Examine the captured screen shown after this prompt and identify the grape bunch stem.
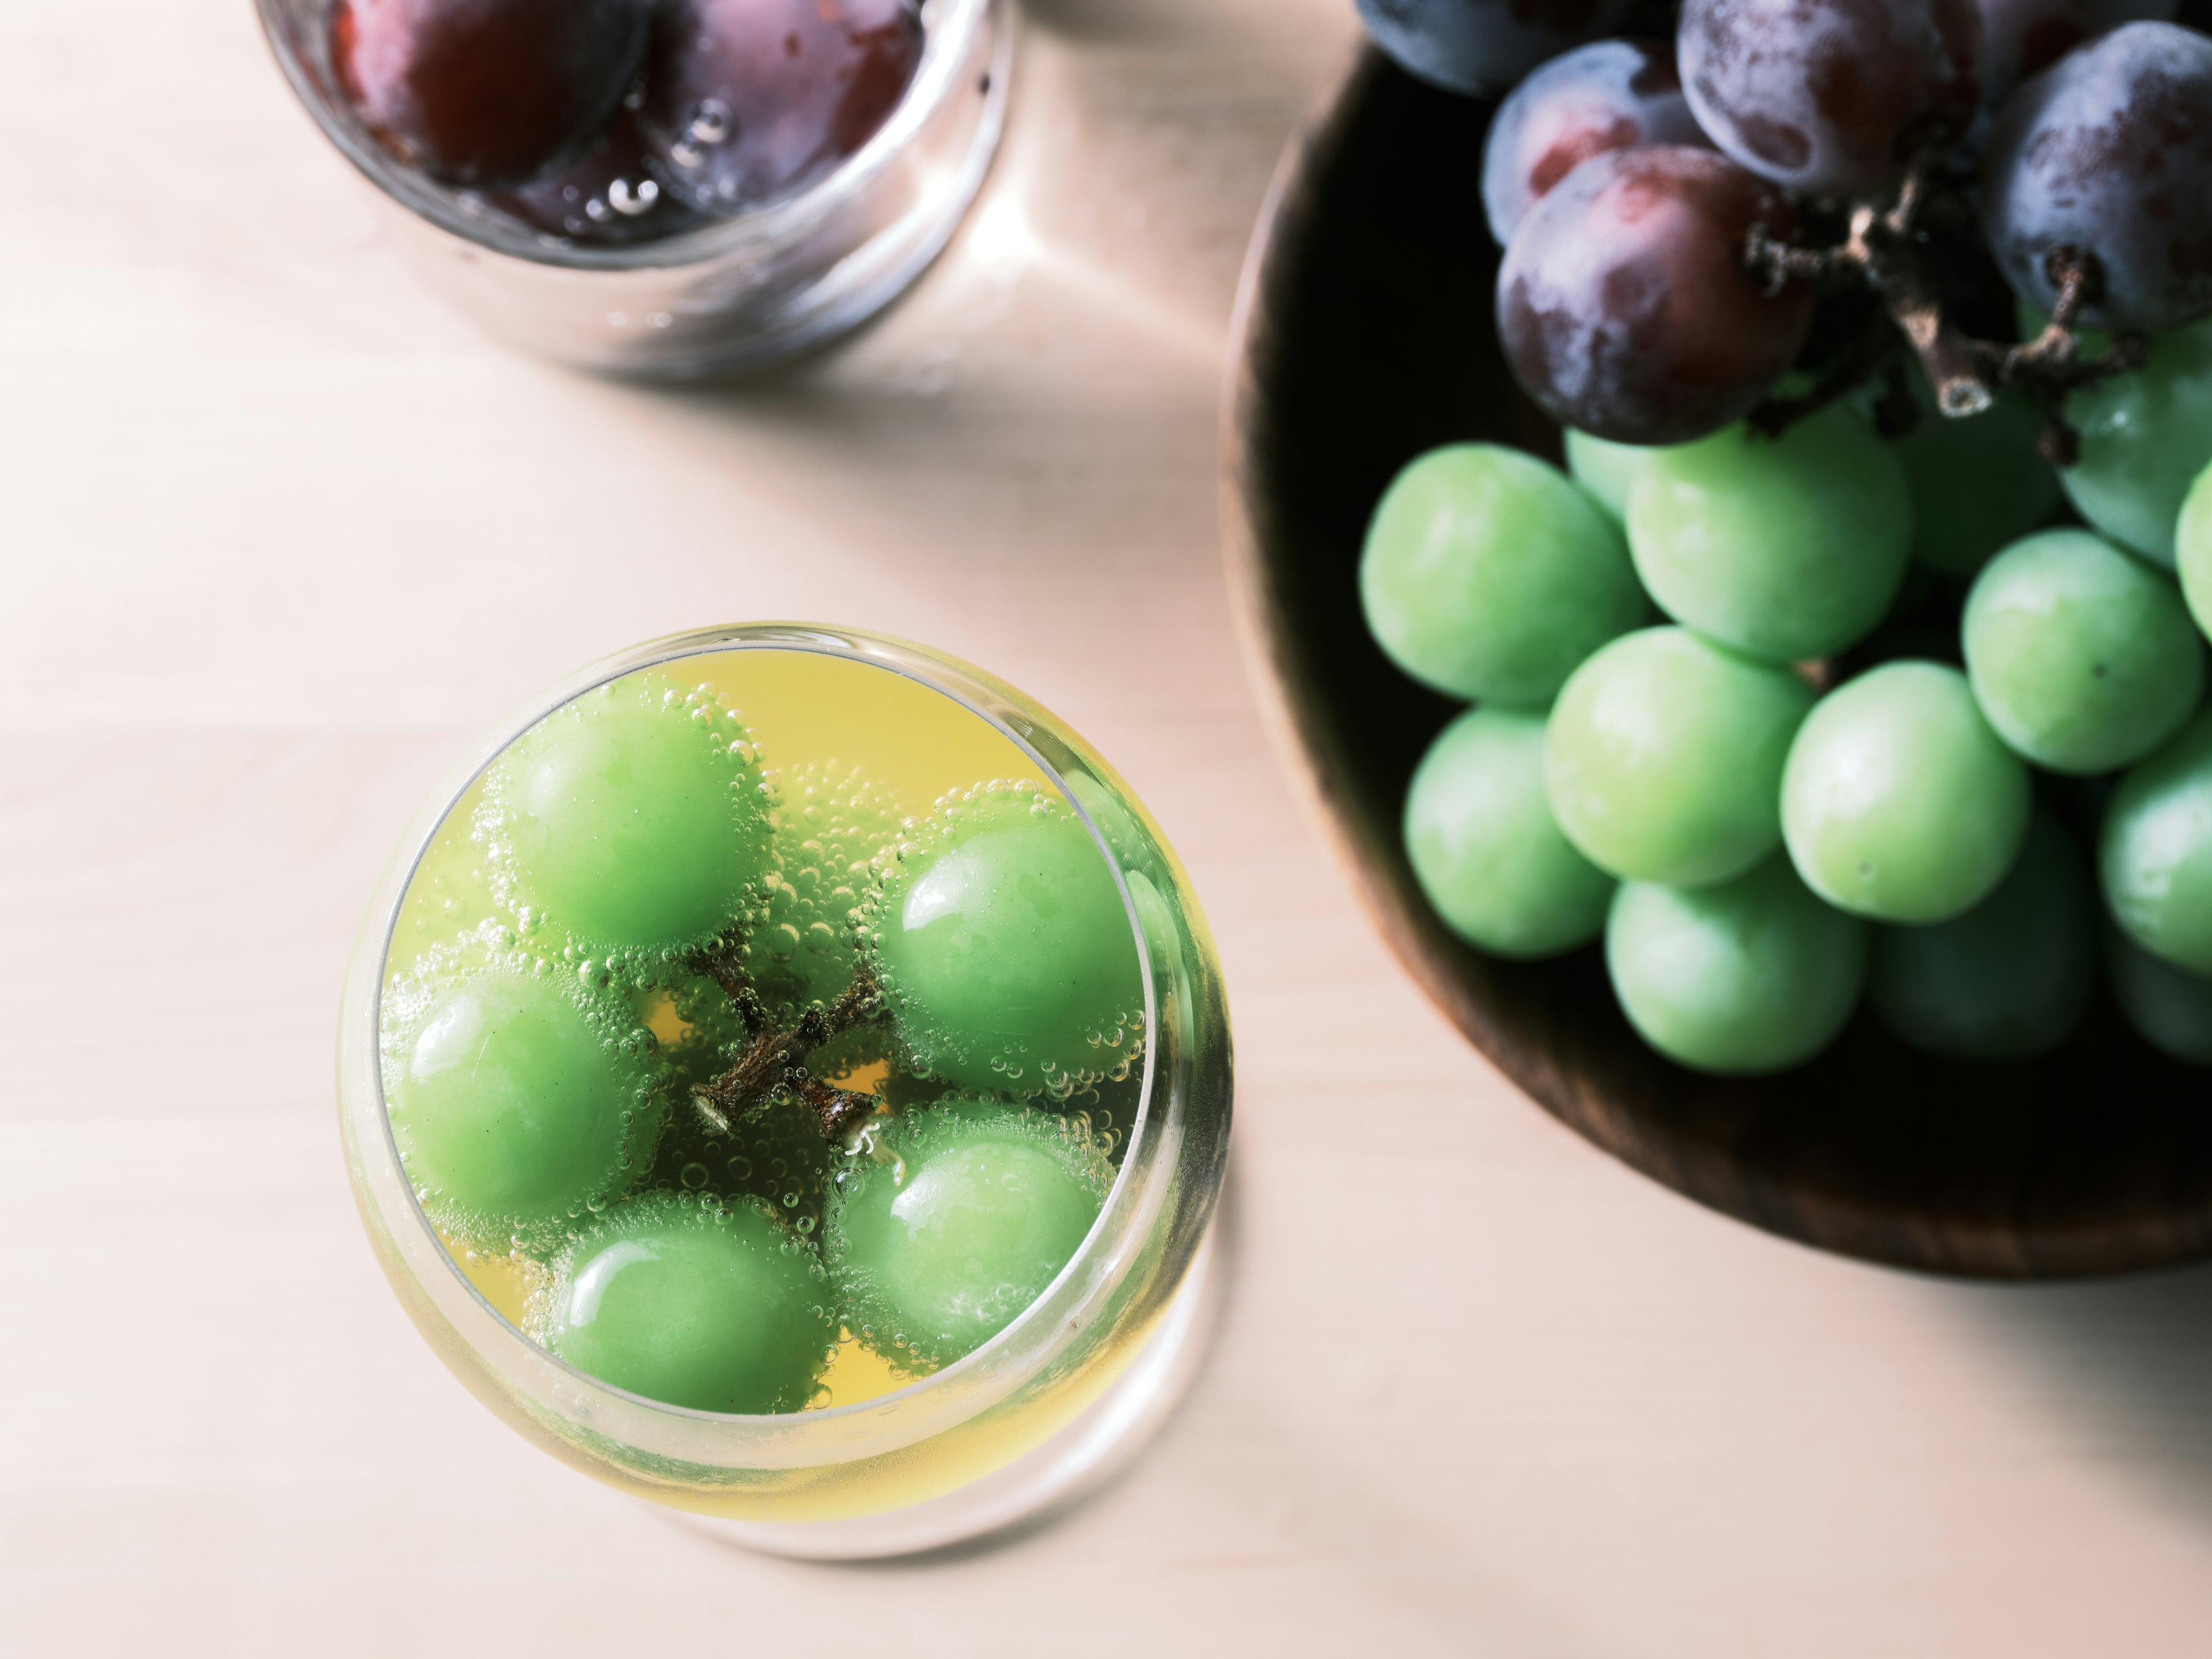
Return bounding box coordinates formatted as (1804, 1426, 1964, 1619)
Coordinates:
(1745, 162, 2148, 465)
(685, 953, 887, 1144)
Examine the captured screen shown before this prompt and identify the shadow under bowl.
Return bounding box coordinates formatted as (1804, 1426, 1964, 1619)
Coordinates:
(1222, 46, 2212, 1280)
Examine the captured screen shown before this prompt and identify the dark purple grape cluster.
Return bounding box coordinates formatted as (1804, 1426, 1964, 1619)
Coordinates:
(1358, 0, 2212, 445)
(331, 0, 924, 249)
(1498, 146, 1815, 442)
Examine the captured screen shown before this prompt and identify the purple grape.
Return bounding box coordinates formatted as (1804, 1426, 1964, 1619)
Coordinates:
(1497, 145, 1816, 444)
(639, 0, 924, 214)
(1480, 40, 1710, 245)
(494, 105, 706, 247)
(1355, 0, 1637, 96)
(1981, 22, 2212, 333)
(329, 0, 647, 190)
(1680, 0, 1984, 197)
(1976, 0, 2177, 104)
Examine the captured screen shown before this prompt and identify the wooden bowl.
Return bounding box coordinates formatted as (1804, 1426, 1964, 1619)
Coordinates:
(1222, 46, 2212, 1279)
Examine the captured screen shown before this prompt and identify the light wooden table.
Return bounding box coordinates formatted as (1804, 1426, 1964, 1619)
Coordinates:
(7, 2, 2212, 1653)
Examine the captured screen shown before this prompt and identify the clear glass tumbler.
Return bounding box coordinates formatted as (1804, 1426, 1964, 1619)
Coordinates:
(255, 0, 1009, 376)
(337, 625, 1233, 1558)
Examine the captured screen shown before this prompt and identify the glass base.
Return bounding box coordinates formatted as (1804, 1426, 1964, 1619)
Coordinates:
(665, 1222, 1221, 1560)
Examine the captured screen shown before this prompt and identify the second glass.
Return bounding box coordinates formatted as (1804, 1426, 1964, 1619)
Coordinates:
(256, 0, 1009, 376)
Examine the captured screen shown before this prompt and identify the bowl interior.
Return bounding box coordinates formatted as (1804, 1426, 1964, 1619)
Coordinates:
(1226, 47, 2212, 1279)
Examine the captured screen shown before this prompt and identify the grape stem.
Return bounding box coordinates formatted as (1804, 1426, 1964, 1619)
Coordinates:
(685, 954, 887, 1143)
(1744, 166, 2147, 463)
(1746, 166, 1993, 421)
(1981, 247, 2152, 466)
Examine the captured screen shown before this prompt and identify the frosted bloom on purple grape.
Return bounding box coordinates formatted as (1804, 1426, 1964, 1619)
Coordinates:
(1356, 0, 1637, 96)
(1980, 21, 2212, 334)
(1680, 0, 1983, 196)
(1495, 146, 1813, 446)
(1481, 40, 1711, 245)
(1974, 0, 2175, 105)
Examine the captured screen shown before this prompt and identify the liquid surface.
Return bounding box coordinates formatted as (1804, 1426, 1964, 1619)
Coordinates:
(384, 646, 1146, 1414)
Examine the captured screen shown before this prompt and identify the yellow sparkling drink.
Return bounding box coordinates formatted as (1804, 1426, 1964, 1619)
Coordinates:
(342, 628, 1230, 1528)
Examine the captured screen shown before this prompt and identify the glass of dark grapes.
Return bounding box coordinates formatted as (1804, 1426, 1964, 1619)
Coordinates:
(256, 0, 1007, 376)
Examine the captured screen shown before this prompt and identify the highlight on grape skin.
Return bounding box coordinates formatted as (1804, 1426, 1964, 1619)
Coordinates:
(1781, 661, 2031, 926)
(1479, 39, 1710, 246)
(873, 785, 1146, 1096)
(1404, 708, 1617, 959)
(1496, 146, 1814, 446)
(2054, 313, 2212, 567)
(638, 0, 926, 214)
(331, 0, 648, 189)
(1678, 0, 1984, 198)
(1358, 442, 1646, 705)
(1961, 528, 2205, 775)
(324, 0, 927, 249)
(476, 674, 773, 956)
(1980, 22, 2212, 336)
(1605, 854, 1869, 1075)
(378, 656, 1153, 1414)
(1624, 407, 1912, 663)
(2100, 709, 2212, 977)
(1543, 626, 1815, 889)
(825, 1097, 1112, 1369)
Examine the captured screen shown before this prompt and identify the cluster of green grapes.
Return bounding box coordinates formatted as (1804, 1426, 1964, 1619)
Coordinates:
(379, 669, 1146, 1413)
(1365, 315, 2212, 1074)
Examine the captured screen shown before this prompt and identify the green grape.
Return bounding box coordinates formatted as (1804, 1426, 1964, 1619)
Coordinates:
(825, 1097, 1111, 1368)
(383, 964, 661, 1245)
(2100, 709, 2212, 974)
(1404, 709, 1614, 957)
(1891, 380, 2060, 579)
(1625, 406, 1911, 662)
(1565, 427, 1653, 525)
(1866, 813, 2094, 1060)
(541, 1195, 834, 1413)
(2177, 460, 2212, 642)
(745, 760, 904, 1017)
(2107, 923, 2212, 1067)
(2054, 312, 2212, 567)
(1605, 854, 1867, 1075)
(1782, 662, 2030, 923)
(1543, 626, 1816, 887)
(1963, 529, 2204, 774)
(1359, 442, 1646, 706)
(873, 784, 1142, 1093)
(482, 673, 772, 953)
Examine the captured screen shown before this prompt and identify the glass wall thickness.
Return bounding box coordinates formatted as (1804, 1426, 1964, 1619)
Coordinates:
(337, 625, 1232, 1522)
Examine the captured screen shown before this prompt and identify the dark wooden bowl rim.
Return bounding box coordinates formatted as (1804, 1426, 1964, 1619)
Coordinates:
(1221, 46, 2212, 1280)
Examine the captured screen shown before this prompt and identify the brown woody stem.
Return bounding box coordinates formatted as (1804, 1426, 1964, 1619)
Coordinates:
(685, 955, 887, 1141)
(1744, 175, 2152, 460)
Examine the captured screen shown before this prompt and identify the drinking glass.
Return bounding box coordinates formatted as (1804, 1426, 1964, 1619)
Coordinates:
(337, 624, 1232, 1558)
(255, 0, 1009, 376)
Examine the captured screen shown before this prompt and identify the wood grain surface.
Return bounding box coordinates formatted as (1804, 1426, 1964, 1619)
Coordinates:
(7, 3, 2212, 1655)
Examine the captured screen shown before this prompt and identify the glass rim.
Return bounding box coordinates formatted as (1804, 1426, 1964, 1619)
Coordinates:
(362, 622, 1165, 1429)
(253, 0, 995, 274)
